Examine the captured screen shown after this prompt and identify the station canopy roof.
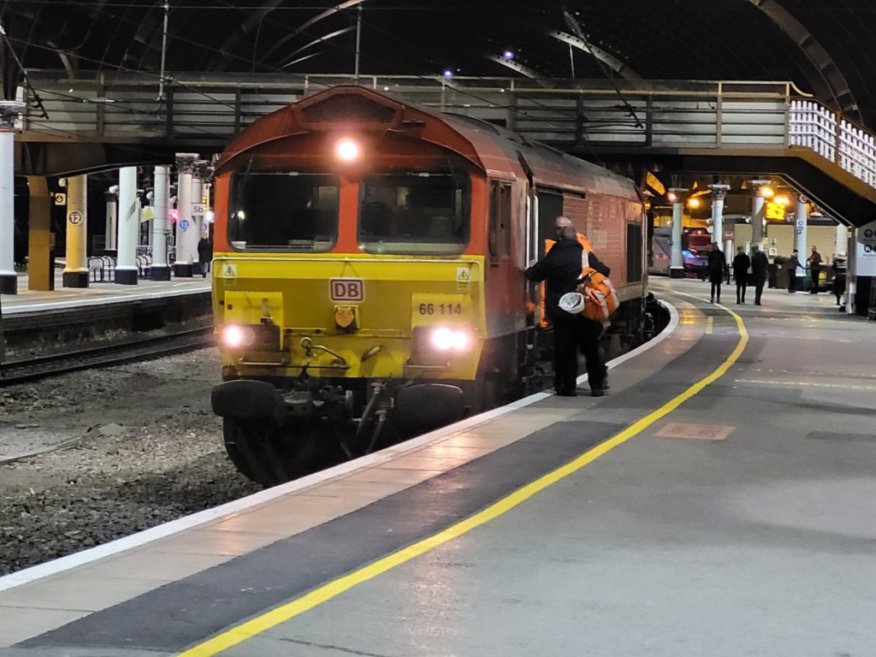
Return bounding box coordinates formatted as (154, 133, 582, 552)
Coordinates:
(1, 0, 875, 126)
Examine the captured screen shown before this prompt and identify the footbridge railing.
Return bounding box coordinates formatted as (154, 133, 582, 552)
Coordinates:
(14, 72, 876, 193)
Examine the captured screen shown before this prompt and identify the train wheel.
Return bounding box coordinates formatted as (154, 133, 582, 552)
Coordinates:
(474, 375, 510, 413)
(223, 418, 328, 487)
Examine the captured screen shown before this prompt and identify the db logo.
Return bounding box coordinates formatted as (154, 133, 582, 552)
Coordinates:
(330, 278, 364, 302)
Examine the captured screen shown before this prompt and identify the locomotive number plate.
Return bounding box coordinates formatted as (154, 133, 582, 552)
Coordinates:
(410, 293, 472, 328)
(330, 278, 364, 302)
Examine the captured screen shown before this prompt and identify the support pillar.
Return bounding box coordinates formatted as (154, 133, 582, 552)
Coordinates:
(750, 187, 766, 248)
(104, 190, 117, 252)
(710, 184, 730, 264)
(190, 172, 204, 273)
(794, 195, 808, 281)
(835, 223, 849, 258)
(150, 165, 171, 281)
(62, 175, 89, 288)
(173, 153, 198, 278)
(115, 167, 139, 285)
(670, 190, 685, 278)
(0, 101, 24, 295)
(26, 176, 54, 291)
(847, 229, 857, 315)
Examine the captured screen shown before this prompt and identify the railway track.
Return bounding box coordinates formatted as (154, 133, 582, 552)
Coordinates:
(0, 328, 214, 385)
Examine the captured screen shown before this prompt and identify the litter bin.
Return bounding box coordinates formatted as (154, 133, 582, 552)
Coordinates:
(773, 257, 788, 289)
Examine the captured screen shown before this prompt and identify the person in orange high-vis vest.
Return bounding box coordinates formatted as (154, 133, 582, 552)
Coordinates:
(537, 232, 593, 328)
(525, 216, 609, 397)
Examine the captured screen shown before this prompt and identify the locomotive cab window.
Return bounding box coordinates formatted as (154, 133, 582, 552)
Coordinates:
(358, 171, 470, 254)
(228, 172, 339, 251)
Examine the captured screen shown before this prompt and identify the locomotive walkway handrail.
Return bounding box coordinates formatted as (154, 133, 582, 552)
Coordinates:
(13, 71, 876, 197)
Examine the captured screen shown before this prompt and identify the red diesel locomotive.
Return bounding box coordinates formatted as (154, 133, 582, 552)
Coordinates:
(209, 85, 648, 484)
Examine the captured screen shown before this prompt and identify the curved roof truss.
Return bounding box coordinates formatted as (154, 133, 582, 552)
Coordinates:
(747, 0, 859, 119)
(547, 30, 641, 81)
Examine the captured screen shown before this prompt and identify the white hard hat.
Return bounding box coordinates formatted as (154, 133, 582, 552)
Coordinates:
(558, 292, 585, 314)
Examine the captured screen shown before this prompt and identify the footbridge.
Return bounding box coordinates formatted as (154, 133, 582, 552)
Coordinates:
(14, 72, 876, 228)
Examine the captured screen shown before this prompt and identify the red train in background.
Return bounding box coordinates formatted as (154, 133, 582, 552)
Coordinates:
(209, 85, 650, 485)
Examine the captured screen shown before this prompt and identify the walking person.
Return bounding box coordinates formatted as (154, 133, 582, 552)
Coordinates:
(786, 249, 801, 293)
(732, 246, 750, 304)
(807, 245, 822, 293)
(526, 216, 610, 397)
(197, 234, 213, 277)
(706, 242, 727, 303)
(750, 244, 769, 305)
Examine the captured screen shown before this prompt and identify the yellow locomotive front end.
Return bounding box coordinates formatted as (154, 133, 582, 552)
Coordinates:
(213, 255, 485, 385)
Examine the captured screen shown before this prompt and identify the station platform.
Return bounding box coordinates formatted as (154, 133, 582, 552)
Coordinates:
(1, 278, 874, 656)
(0, 272, 211, 316)
(0, 273, 212, 364)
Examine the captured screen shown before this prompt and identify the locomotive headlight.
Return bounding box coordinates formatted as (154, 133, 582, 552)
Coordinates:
(221, 324, 256, 350)
(335, 137, 361, 163)
(429, 327, 470, 352)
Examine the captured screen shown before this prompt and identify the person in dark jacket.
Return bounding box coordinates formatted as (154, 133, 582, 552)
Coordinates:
(732, 246, 750, 304)
(706, 243, 727, 303)
(807, 246, 822, 293)
(750, 244, 769, 305)
(526, 216, 609, 398)
(197, 235, 213, 277)
(831, 258, 847, 307)
(786, 249, 801, 292)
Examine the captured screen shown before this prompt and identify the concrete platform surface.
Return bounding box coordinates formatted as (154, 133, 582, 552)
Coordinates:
(0, 278, 873, 657)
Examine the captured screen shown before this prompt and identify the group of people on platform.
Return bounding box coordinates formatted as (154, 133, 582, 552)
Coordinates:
(706, 242, 845, 306)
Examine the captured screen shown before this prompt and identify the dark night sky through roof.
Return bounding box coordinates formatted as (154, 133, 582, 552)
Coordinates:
(2, 1, 876, 125)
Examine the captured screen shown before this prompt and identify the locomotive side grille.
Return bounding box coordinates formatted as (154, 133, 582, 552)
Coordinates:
(300, 95, 396, 126)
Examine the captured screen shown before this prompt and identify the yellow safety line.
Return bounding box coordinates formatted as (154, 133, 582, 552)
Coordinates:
(178, 302, 749, 657)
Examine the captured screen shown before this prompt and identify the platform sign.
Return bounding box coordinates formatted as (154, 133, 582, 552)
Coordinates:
(192, 204, 205, 218)
(67, 211, 83, 225)
(855, 242, 876, 277)
(795, 217, 806, 236)
(857, 220, 876, 247)
(765, 201, 786, 221)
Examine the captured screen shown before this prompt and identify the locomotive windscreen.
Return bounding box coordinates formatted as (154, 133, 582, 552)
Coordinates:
(228, 172, 339, 251)
(358, 172, 470, 254)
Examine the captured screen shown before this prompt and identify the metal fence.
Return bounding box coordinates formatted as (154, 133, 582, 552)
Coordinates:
(87, 254, 153, 282)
